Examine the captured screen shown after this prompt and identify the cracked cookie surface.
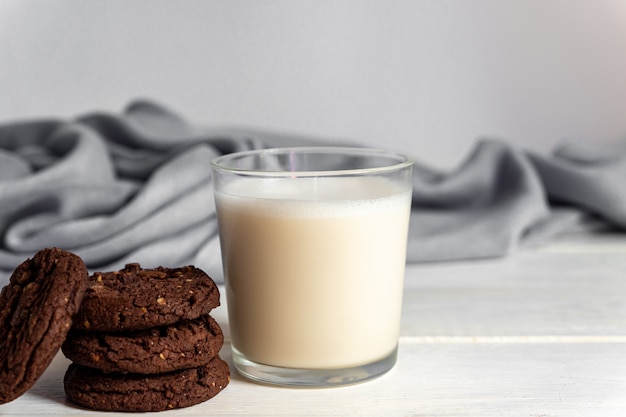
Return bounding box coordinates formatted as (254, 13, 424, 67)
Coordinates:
(62, 314, 224, 374)
(64, 356, 230, 412)
(73, 263, 220, 332)
(0, 248, 88, 404)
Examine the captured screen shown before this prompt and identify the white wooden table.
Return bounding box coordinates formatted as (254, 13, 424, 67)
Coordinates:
(3, 232, 626, 416)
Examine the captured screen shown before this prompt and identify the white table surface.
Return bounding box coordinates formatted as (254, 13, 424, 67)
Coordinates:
(2, 232, 626, 416)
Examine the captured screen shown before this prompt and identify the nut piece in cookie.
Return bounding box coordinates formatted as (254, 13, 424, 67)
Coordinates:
(0, 248, 88, 404)
(74, 263, 221, 332)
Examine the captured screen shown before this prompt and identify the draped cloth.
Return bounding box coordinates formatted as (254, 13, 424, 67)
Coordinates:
(0, 100, 623, 285)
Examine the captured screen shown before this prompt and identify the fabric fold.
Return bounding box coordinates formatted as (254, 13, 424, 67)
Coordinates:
(528, 140, 626, 229)
(0, 99, 624, 285)
(407, 140, 551, 262)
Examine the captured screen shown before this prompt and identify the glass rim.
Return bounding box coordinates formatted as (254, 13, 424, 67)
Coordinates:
(210, 146, 413, 178)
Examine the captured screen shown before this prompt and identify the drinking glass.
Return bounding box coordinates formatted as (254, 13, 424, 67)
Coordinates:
(211, 147, 413, 387)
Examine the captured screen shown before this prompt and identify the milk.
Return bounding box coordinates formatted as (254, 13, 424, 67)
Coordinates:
(215, 176, 411, 369)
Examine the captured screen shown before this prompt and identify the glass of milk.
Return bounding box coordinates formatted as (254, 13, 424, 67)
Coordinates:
(211, 147, 413, 387)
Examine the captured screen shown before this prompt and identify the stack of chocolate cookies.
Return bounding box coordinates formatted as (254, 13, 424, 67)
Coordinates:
(62, 263, 229, 412)
(0, 248, 229, 412)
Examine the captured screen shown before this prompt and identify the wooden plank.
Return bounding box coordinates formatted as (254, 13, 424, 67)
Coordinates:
(3, 342, 625, 417)
(401, 250, 626, 338)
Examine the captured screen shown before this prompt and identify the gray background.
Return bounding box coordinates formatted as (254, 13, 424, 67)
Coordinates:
(1, 0, 625, 168)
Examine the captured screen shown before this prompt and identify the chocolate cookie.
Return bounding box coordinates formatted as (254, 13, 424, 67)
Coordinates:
(62, 315, 224, 374)
(0, 248, 88, 404)
(73, 263, 220, 332)
(64, 356, 230, 412)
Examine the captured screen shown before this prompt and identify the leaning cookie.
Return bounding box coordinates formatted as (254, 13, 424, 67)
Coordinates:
(64, 357, 230, 412)
(0, 248, 88, 404)
(73, 263, 220, 332)
(62, 315, 224, 374)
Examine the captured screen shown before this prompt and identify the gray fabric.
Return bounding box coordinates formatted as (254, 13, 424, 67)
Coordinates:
(0, 99, 622, 285)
